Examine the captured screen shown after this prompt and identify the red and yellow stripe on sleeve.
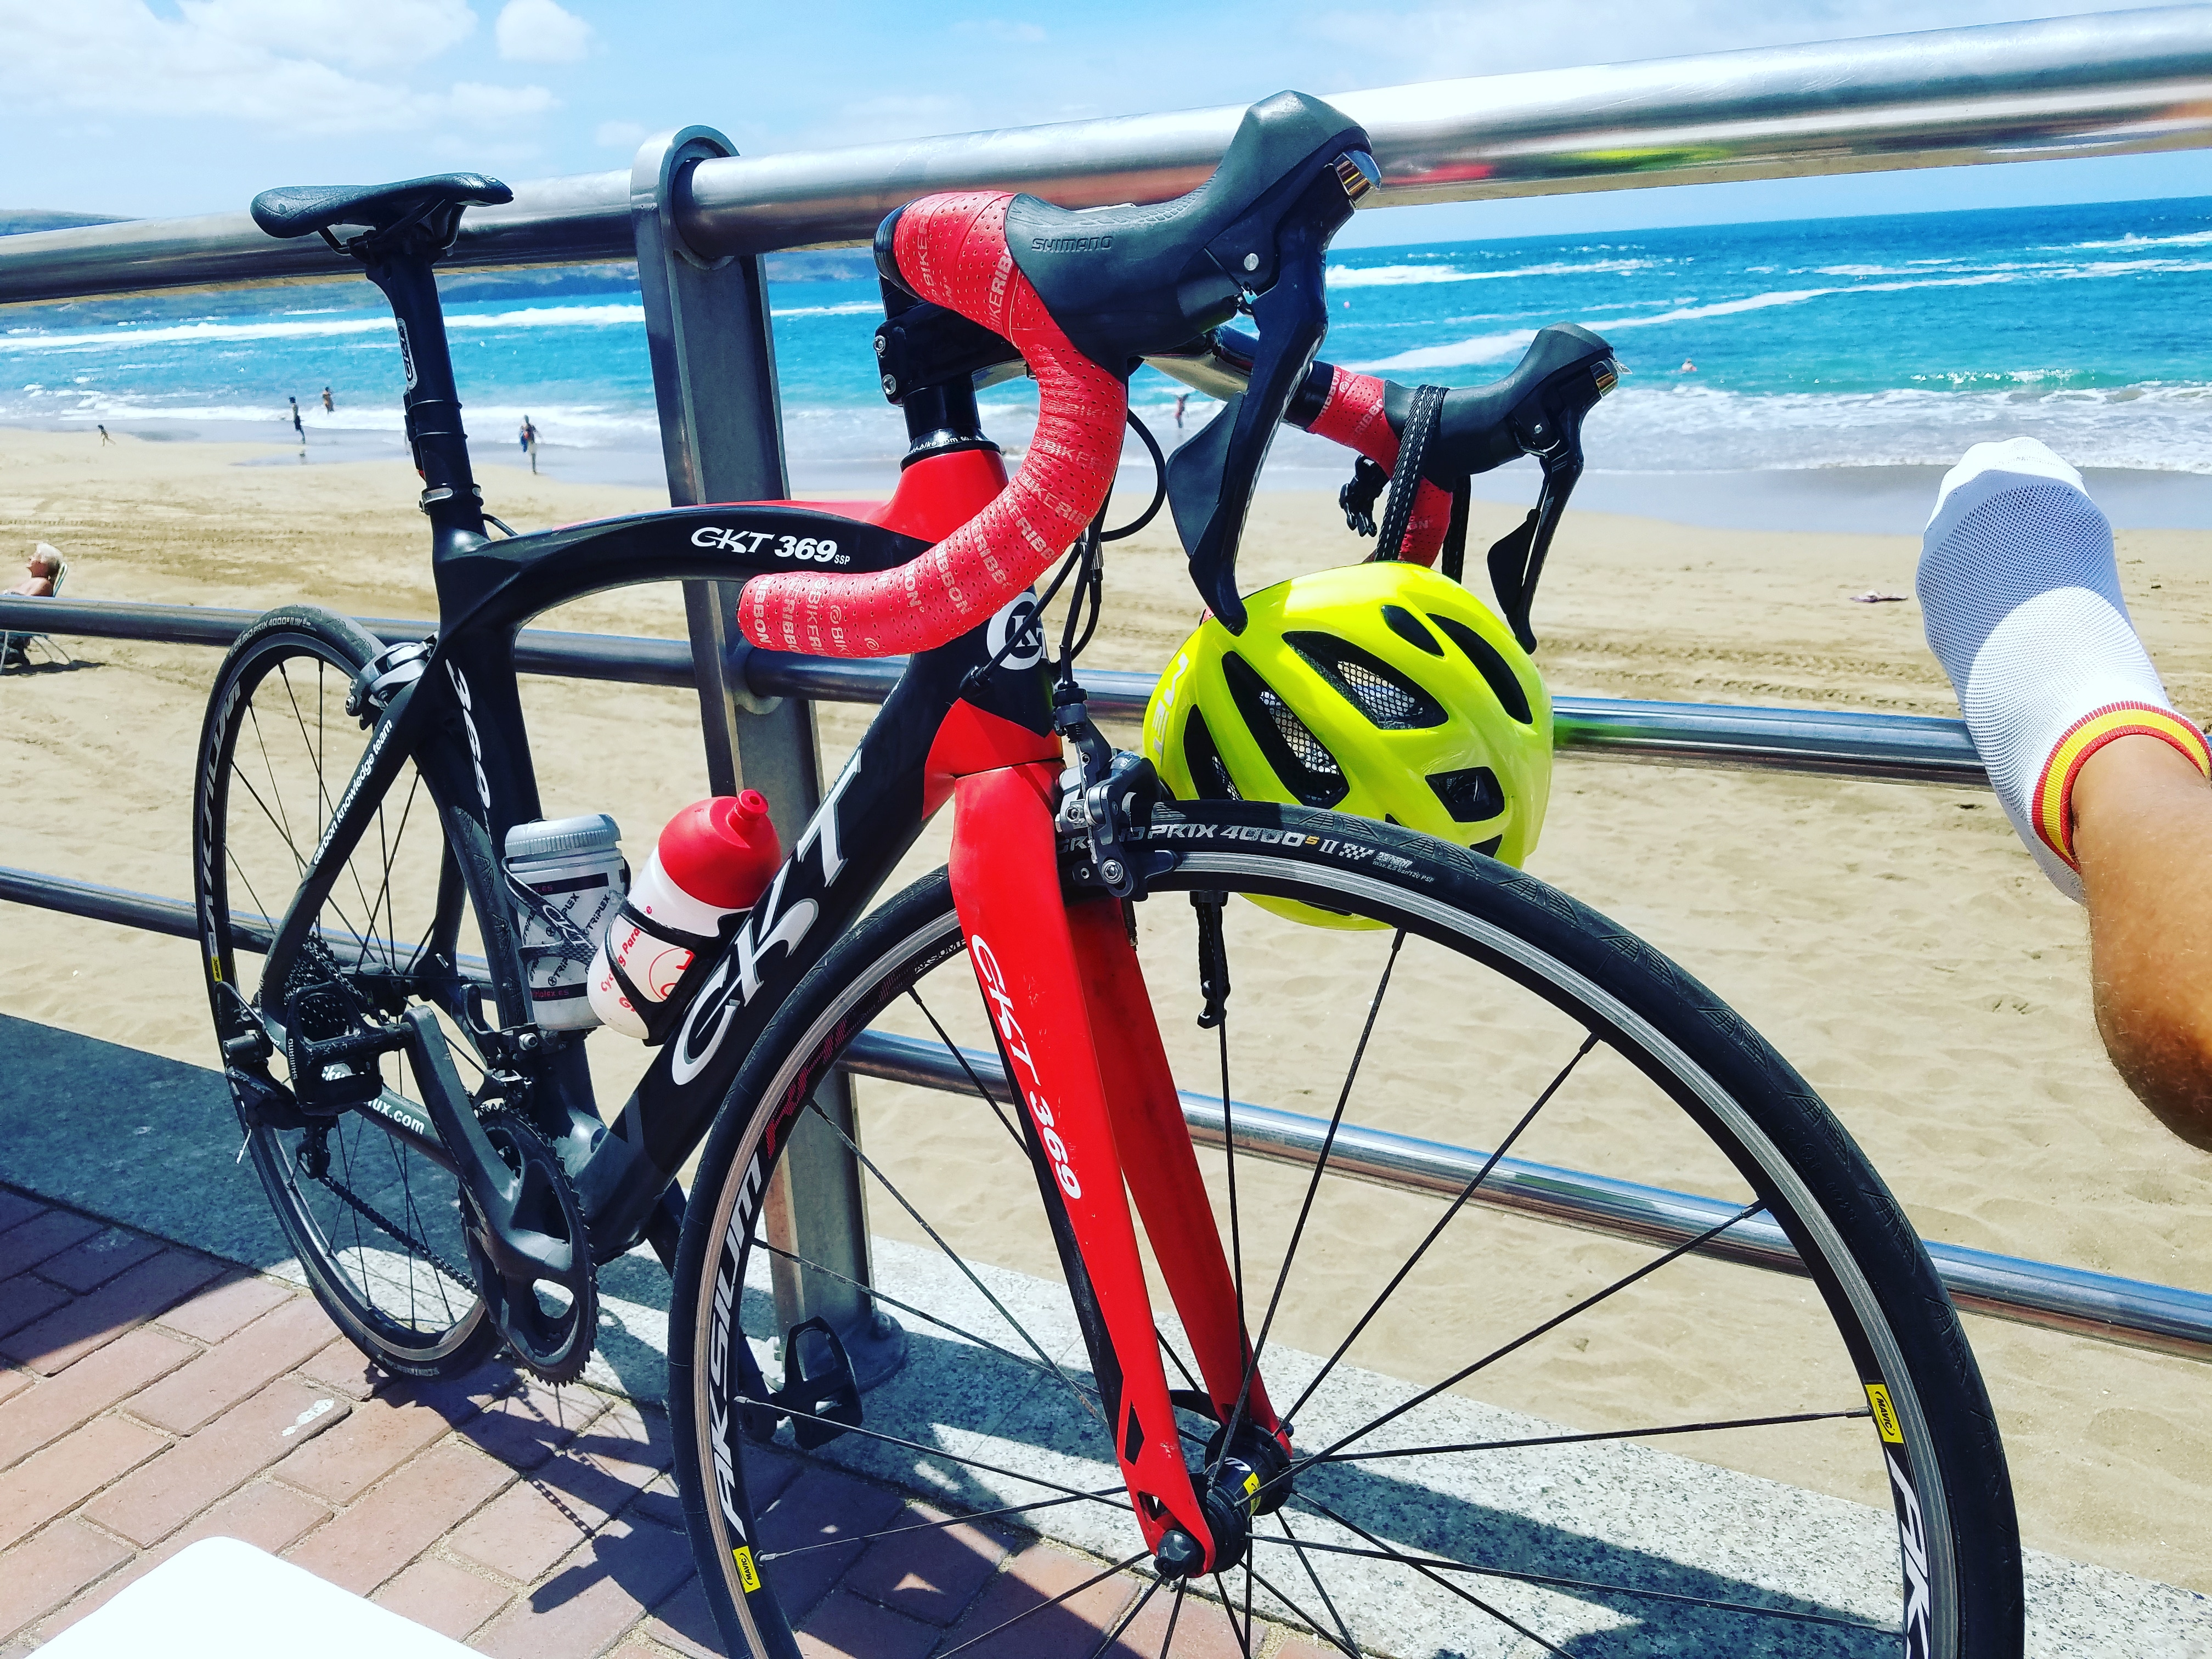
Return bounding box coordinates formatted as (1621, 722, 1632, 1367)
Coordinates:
(2034, 702, 2212, 867)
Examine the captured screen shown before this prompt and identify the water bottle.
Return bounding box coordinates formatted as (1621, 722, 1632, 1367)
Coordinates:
(588, 791, 782, 1040)
(503, 814, 627, 1031)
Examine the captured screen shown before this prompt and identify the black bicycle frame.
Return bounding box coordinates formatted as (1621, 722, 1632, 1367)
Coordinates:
(259, 246, 1055, 1260)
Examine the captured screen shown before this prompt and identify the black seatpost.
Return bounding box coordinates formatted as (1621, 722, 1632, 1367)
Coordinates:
(354, 228, 487, 558)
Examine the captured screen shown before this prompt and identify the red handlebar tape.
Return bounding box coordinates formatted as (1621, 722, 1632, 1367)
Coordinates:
(737, 193, 1128, 658)
(1305, 367, 1450, 568)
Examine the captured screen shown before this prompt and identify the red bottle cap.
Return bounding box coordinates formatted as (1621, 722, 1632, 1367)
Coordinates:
(656, 790, 782, 910)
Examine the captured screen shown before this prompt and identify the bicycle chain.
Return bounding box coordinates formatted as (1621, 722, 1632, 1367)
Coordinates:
(313, 1165, 478, 1295)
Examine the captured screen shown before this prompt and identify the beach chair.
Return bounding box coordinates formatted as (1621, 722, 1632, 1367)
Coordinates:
(0, 554, 72, 673)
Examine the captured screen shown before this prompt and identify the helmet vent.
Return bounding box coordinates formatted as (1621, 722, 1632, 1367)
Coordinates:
(1426, 613, 1533, 726)
(1184, 708, 1242, 802)
(1285, 633, 1445, 731)
(1427, 765, 1505, 823)
(1381, 605, 1444, 657)
(1222, 652, 1348, 809)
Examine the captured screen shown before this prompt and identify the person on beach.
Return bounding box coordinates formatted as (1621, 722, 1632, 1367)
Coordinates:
(97, 424, 113, 446)
(321, 386, 334, 413)
(1175, 392, 1189, 430)
(5, 544, 62, 598)
(1919, 436, 2212, 1149)
(520, 415, 539, 473)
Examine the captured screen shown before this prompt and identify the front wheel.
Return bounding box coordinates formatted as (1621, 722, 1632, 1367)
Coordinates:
(670, 799, 2021, 1657)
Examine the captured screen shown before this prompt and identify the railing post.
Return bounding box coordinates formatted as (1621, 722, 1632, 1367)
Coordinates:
(630, 128, 904, 1386)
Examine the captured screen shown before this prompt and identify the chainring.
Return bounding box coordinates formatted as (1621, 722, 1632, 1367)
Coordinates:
(464, 1110, 600, 1386)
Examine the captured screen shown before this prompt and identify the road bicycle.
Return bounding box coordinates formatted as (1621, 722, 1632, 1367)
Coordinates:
(193, 91, 2021, 1657)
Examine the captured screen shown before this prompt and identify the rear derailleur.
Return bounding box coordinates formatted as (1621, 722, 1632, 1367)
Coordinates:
(227, 948, 599, 1384)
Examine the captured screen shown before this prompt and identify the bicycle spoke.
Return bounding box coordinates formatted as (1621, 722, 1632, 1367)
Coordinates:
(1285, 1031, 1599, 1424)
(736, 1392, 1131, 1514)
(1211, 1572, 1251, 1659)
(907, 988, 1028, 1153)
(1296, 1199, 1767, 1473)
(1305, 1406, 1874, 1468)
(1158, 1580, 1187, 1653)
(244, 701, 303, 870)
(1280, 1493, 1573, 1659)
(1086, 1570, 1161, 1658)
(1243, 1560, 1357, 1659)
(1275, 1506, 1356, 1657)
(933, 1551, 1150, 1658)
(756, 1239, 1101, 1408)
(800, 1098, 1104, 1435)
(759, 1487, 1121, 1562)
(1252, 1522, 1894, 1635)
(1214, 929, 1405, 1480)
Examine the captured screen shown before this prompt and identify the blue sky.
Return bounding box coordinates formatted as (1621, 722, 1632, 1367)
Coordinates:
(1, 0, 2203, 244)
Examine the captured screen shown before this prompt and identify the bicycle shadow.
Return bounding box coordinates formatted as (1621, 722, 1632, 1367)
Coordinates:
(737, 1281, 1900, 1657)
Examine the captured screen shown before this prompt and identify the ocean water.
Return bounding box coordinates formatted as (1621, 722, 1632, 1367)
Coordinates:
(4, 195, 2210, 487)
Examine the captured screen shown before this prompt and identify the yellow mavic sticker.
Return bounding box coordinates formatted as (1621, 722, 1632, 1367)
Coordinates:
(211, 958, 223, 983)
(733, 1545, 761, 1592)
(1865, 1383, 1904, 1444)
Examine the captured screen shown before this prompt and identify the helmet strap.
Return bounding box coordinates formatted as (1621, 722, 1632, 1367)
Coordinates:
(1374, 382, 1448, 562)
(1439, 479, 1471, 585)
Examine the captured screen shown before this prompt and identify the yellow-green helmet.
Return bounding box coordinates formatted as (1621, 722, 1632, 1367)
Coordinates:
(1143, 562, 1551, 928)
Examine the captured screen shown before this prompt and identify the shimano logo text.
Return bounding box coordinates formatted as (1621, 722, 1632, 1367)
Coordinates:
(1030, 235, 1113, 253)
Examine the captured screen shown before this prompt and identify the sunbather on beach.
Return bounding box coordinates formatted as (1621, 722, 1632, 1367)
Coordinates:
(1920, 438, 2212, 1149)
(6, 543, 61, 597)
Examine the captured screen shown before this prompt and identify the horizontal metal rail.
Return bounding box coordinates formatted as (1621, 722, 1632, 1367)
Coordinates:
(4, 8, 2210, 301)
(5, 864, 2200, 1359)
(0, 595, 1988, 785)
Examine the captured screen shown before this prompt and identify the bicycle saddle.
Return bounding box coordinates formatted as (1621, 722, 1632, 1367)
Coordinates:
(250, 173, 512, 241)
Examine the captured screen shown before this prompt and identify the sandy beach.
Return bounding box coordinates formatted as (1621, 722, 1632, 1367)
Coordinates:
(3, 425, 2209, 1593)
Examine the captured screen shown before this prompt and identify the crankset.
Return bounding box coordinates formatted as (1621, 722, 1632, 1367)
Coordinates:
(397, 1008, 600, 1384)
(466, 1109, 599, 1385)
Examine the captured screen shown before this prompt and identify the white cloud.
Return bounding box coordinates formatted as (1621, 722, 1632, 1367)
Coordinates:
(595, 119, 649, 150)
(176, 0, 477, 72)
(495, 0, 595, 64)
(0, 0, 556, 137)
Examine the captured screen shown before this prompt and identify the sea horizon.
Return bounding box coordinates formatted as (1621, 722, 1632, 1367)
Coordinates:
(6, 191, 2211, 531)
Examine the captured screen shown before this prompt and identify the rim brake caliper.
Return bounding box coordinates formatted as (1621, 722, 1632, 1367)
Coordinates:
(1051, 684, 1164, 901)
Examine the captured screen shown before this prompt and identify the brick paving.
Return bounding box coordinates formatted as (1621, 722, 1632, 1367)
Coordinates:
(0, 1186, 1325, 1656)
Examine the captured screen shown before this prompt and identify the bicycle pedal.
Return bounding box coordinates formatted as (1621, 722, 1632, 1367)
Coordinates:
(749, 1317, 864, 1451)
(284, 982, 392, 1111)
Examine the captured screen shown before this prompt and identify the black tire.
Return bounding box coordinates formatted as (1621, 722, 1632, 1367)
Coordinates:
(193, 605, 499, 1379)
(670, 799, 2021, 1658)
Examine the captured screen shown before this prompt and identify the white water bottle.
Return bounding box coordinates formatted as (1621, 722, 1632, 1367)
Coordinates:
(504, 814, 627, 1031)
(588, 791, 782, 1040)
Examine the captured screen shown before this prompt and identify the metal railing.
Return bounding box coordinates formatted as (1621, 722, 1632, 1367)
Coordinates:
(4, 8, 2205, 1366)
(0, 596, 1990, 786)
(7, 861, 2207, 1361)
(4, 8, 2211, 301)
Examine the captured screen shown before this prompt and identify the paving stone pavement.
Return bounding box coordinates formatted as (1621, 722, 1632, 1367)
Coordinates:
(0, 1186, 1326, 1657)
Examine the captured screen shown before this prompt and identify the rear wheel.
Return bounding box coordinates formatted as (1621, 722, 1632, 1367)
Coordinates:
(670, 800, 2022, 1658)
(193, 606, 501, 1379)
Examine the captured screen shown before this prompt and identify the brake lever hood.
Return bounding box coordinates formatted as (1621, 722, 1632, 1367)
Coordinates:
(1169, 161, 1367, 632)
